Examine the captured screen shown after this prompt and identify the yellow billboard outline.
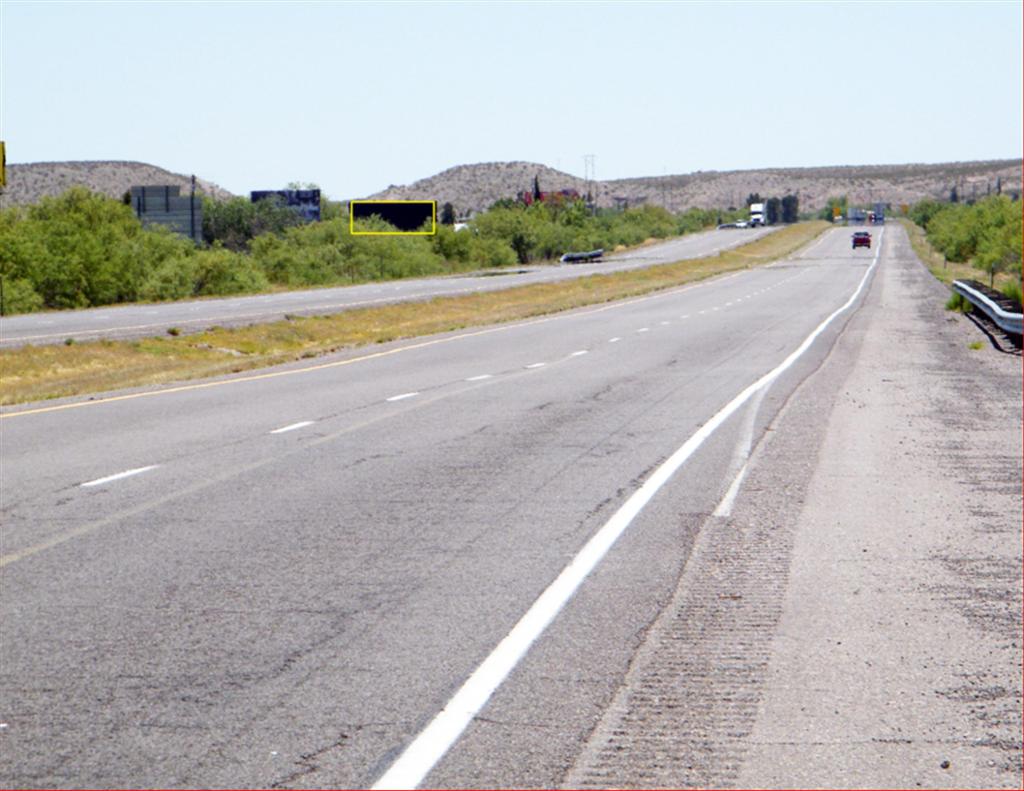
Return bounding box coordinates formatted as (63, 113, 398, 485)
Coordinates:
(349, 199, 436, 236)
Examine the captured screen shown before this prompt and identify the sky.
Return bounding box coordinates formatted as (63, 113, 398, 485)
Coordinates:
(2, 0, 1021, 200)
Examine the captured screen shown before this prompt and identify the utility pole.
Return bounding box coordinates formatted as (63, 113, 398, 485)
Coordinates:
(583, 154, 596, 213)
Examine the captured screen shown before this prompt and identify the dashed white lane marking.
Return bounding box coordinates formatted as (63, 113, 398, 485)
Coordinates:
(81, 465, 159, 488)
(386, 392, 420, 402)
(525, 363, 546, 369)
(637, 328, 650, 333)
(370, 228, 884, 791)
(270, 421, 315, 434)
(609, 337, 621, 343)
(465, 374, 493, 382)
(569, 350, 588, 357)
(659, 321, 670, 326)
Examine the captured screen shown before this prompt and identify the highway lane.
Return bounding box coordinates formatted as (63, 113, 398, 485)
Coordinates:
(1, 225, 870, 788)
(0, 225, 776, 348)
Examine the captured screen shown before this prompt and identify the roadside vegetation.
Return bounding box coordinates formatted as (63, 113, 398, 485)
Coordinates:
(903, 194, 1021, 300)
(0, 187, 751, 316)
(0, 221, 828, 405)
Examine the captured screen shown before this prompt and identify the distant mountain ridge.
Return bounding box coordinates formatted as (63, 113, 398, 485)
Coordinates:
(370, 158, 1023, 216)
(1, 161, 234, 207)
(3, 157, 1019, 216)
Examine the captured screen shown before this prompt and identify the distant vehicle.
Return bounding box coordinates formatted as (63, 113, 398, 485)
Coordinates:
(749, 202, 765, 227)
(735, 220, 749, 229)
(717, 222, 737, 229)
(852, 231, 871, 249)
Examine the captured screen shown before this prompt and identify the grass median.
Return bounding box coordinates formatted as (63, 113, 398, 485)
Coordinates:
(1, 221, 829, 406)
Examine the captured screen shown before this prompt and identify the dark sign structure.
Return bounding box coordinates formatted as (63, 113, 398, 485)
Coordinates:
(251, 189, 321, 222)
(131, 185, 202, 244)
(349, 200, 436, 235)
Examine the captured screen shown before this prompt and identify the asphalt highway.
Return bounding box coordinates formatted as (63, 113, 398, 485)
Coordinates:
(2, 225, 1018, 788)
(0, 225, 776, 348)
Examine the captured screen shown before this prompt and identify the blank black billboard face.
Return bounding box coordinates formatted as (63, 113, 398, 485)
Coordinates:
(349, 200, 436, 234)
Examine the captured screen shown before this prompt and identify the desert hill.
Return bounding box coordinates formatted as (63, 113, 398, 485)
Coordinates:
(3, 158, 1019, 216)
(1, 161, 234, 207)
(370, 159, 1022, 216)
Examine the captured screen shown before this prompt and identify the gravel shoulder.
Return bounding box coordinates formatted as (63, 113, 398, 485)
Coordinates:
(565, 224, 1022, 788)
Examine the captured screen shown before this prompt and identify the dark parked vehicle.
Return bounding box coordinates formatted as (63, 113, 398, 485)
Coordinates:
(852, 231, 872, 249)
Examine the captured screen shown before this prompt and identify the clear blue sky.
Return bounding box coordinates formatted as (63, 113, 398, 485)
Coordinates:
(2, 1, 1021, 200)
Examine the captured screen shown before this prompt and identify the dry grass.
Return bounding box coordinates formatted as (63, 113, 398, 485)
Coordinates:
(0, 222, 829, 405)
(898, 218, 1017, 290)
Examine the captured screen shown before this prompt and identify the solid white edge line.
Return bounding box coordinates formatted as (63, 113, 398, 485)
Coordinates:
(270, 420, 315, 434)
(386, 392, 420, 402)
(371, 230, 884, 790)
(81, 465, 159, 488)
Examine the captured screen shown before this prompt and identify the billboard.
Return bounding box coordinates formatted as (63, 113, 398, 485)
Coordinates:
(131, 185, 202, 244)
(349, 200, 436, 235)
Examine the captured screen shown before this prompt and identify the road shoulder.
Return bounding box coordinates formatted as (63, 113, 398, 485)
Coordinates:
(565, 225, 1022, 788)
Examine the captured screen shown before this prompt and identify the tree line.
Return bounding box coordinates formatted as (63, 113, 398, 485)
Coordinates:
(0, 188, 743, 314)
(743, 193, 800, 224)
(909, 194, 1021, 290)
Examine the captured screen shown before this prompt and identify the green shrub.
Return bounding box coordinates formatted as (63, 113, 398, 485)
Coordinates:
(193, 247, 269, 295)
(202, 195, 303, 251)
(1000, 278, 1022, 305)
(946, 292, 971, 313)
(0, 277, 44, 314)
(911, 195, 1021, 283)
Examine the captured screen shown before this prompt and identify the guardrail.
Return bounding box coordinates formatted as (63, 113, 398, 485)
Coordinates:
(952, 279, 1023, 336)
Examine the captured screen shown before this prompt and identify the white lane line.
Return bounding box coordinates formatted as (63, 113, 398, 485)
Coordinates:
(370, 228, 884, 791)
(637, 327, 650, 333)
(680, 314, 690, 319)
(569, 350, 588, 357)
(608, 337, 621, 343)
(81, 465, 158, 488)
(659, 321, 670, 326)
(270, 420, 315, 434)
(386, 392, 420, 402)
(465, 374, 493, 382)
(525, 363, 546, 369)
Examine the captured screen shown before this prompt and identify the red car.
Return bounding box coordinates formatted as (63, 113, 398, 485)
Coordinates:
(852, 231, 872, 249)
